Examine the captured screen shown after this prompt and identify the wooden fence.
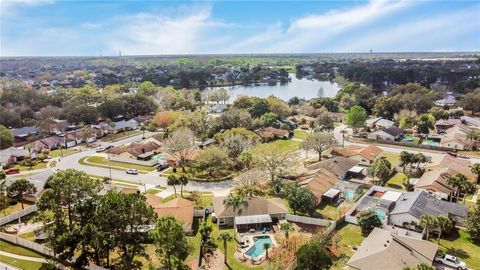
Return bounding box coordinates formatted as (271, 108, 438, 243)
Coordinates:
(286, 214, 332, 226)
(0, 205, 37, 226)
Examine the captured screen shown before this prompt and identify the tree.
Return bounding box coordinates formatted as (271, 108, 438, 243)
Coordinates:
(178, 174, 189, 198)
(470, 163, 480, 183)
(167, 175, 180, 197)
(217, 232, 233, 265)
(266, 96, 291, 117)
(151, 111, 181, 130)
(164, 127, 195, 172)
(415, 114, 434, 134)
(419, 215, 437, 241)
(465, 202, 480, 242)
(459, 89, 480, 115)
(263, 242, 271, 260)
(400, 151, 414, 173)
(95, 191, 157, 269)
(151, 216, 190, 270)
(314, 111, 334, 131)
(280, 222, 293, 241)
(137, 81, 157, 96)
(232, 183, 264, 199)
(300, 132, 335, 161)
(357, 210, 382, 235)
(81, 127, 94, 147)
(219, 131, 257, 159)
(0, 194, 9, 216)
(282, 182, 316, 215)
(445, 173, 469, 202)
(223, 193, 248, 228)
(296, 239, 332, 270)
(253, 143, 297, 181)
(195, 146, 231, 178)
(7, 179, 36, 209)
(345, 105, 367, 133)
(367, 157, 392, 185)
(198, 221, 217, 261)
(435, 216, 453, 243)
(0, 124, 13, 149)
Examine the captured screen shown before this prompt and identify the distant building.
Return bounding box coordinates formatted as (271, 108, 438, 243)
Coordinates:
(331, 145, 383, 166)
(434, 95, 457, 106)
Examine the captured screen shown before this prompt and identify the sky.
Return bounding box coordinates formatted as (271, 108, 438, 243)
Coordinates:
(0, 0, 479, 56)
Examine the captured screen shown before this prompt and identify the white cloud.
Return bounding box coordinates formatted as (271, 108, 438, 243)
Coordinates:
(1, 0, 53, 15)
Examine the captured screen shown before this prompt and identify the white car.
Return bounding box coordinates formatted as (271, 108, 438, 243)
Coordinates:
(126, 169, 138, 175)
(95, 146, 106, 152)
(434, 253, 468, 270)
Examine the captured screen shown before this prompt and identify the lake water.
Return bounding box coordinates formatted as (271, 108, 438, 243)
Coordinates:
(207, 74, 341, 102)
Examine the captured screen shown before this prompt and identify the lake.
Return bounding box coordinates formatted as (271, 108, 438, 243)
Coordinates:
(206, 74, 341, 102)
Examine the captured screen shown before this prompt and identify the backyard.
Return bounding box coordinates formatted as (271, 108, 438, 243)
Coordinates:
(435, 229, 480, 270)
(385, 172, 407, 190)
(330, 223, 365, 270)
(378, 151, 400, 166)
(0, 201, 34, 217)
(0, 240, 48, 270)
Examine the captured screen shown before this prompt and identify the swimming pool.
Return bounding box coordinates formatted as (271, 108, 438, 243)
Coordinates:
(153, 153, 168, 162)
(245, 235, 273, 258)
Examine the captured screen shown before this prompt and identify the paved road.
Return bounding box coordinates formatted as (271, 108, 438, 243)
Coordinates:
(55, 131, 233, 193)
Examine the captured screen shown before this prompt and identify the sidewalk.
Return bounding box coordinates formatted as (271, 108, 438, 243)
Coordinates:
(0, 250, 49, 263)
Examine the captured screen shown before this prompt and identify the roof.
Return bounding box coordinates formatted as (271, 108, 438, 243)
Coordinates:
(289, 114, 315, 123)
(107, 141, 161, 157)
(113, 119, 138, 130)
(235, 214, 272, 225)
(254, 127, 289, 139)
(425, 154, 476, 182)
(366, 117, 381, 126)
(435, 118, 462, 127)
(306, 156, 359, 178)
(213, 196, 288, 218)
(6, 169, 54, 196)
(0, 147, 30, 163)
(390, 190, 468, 219)
(298, 168, 339, 202)
(323, 188, 341, 198)
(333, 180, 363, 192)
(381, 127, 404, 137)
(347, 228, 438, 270)
(460, 116, 480, 127)
(375, 119, 395, 128)
(380, 191, 403, 202)
(145, 195, 194, 229)
(12, 126, 38, 137)
(349, 166, 364, 174)
(332, 145, 382, 161)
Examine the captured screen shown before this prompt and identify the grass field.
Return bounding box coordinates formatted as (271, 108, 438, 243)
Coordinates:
(293, 129, 309, 140)
(0, 202, 34, 217)
(314, 202, 345, 220)
(385, 172, 407, 190)
(435, 229, 480, 270)
(49, 148, 78, 157)
(378, 151, 400, 166)
(12, 161, 47, 171)
(262, 139, 301, 152)
(0, 255, 47, 270)
(330, 223, 365, 270)
(79, 156, 156, 172)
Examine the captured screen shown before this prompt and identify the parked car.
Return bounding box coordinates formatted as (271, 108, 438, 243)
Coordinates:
(105, 145, 114, 149)
(446, 151, 458, 157)
(126, 169, 138, 175)
(95, 146, 106, 152)
(434, 253, 467, 270)
(156, 163, 169, 171)
(5, 168, 20, 175)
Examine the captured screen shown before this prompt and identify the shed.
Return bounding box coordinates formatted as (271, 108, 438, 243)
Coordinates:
(323, 188, 341, 203)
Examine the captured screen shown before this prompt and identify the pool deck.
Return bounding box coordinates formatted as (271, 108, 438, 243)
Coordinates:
(239, 233, 277, 261)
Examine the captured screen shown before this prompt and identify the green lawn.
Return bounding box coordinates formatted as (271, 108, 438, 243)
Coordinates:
(79, 156, 156, 172)
(385, 172, 407, 190)
(262, 139, 301, 152)
(0, 240, 44, 258)
(314, 202, 346, 220)
(0, 202, 34, 217)
(378, 151, 400, 166)
(49, 148, 78, 158)
(436, 229, 480, 270)
(330, 223, 365, 270)
(0, 255, 47, 270)
(101, 130, 142, 142)
(293, 129, 309, 140)
(12, 161, 47, 171)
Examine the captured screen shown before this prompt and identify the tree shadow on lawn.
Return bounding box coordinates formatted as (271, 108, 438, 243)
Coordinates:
(439, 230, 470, 260)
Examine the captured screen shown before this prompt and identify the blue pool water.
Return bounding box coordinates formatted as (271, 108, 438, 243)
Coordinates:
(153, 153, 167, 162)
(245, 236, 273, 258)
(375, 209, 386, 221)
(402, 137, 414, 142)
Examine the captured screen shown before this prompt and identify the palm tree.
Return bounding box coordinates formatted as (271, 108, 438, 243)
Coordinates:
(445, 174, 465, 202)
(217, 232, 233, 265)
(167, 175, 179, 197)
(140, 125, 146, 139)
(400, 151, 412, 173)
(263, 242, 271, 260)
(340, 129, 348, 148)
(460, 180, 475, 204)
(223, 193, 248, 229)
(470, 163, 480, 184)
(435, 216, 453, 243)
(178, 174, 189, 198)
(280, 222, 293, 242)
(419, 215, 437, 241)
(414, 153, 427, 172)
(233, 183, 263, 199)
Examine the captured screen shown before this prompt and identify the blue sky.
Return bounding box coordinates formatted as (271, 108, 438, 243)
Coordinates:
(1, 0, 479, 56)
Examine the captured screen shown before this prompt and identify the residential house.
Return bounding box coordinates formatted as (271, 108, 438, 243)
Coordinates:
(434, 94, 456, 107)
(347, 227, 438, 270)
(439, 123, 476, 150)
(254, 127, 290, 142)
(12, 126, 39, 142)
(145, 195, 194, 233)
(389, 190, 468, 228)
(305, 156, 360, 180)
(27, 136, 64, 155)
(113, 119, 138, 133)
(298, 168, 339, 204)
(460, 115, 480, 128)
(0, 147, 30, 168)
(332, 180, 363, 201)
(415, 154, 476, 200)
(289, 114, 315, 125)
(107, 141, 161, 166)
(367, 127, 404, 141)
(327, 112, 345, 123)
(434, 119, 462, 133)
(366, 117, 394, 130)
(212, 196, 288, 231)
(6, 169, 55, 197)
(331, 145, 383, 166)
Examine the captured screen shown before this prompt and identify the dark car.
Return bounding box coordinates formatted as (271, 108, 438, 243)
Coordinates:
(105, 145, 114, 149)
(156, 163, 169, 171)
